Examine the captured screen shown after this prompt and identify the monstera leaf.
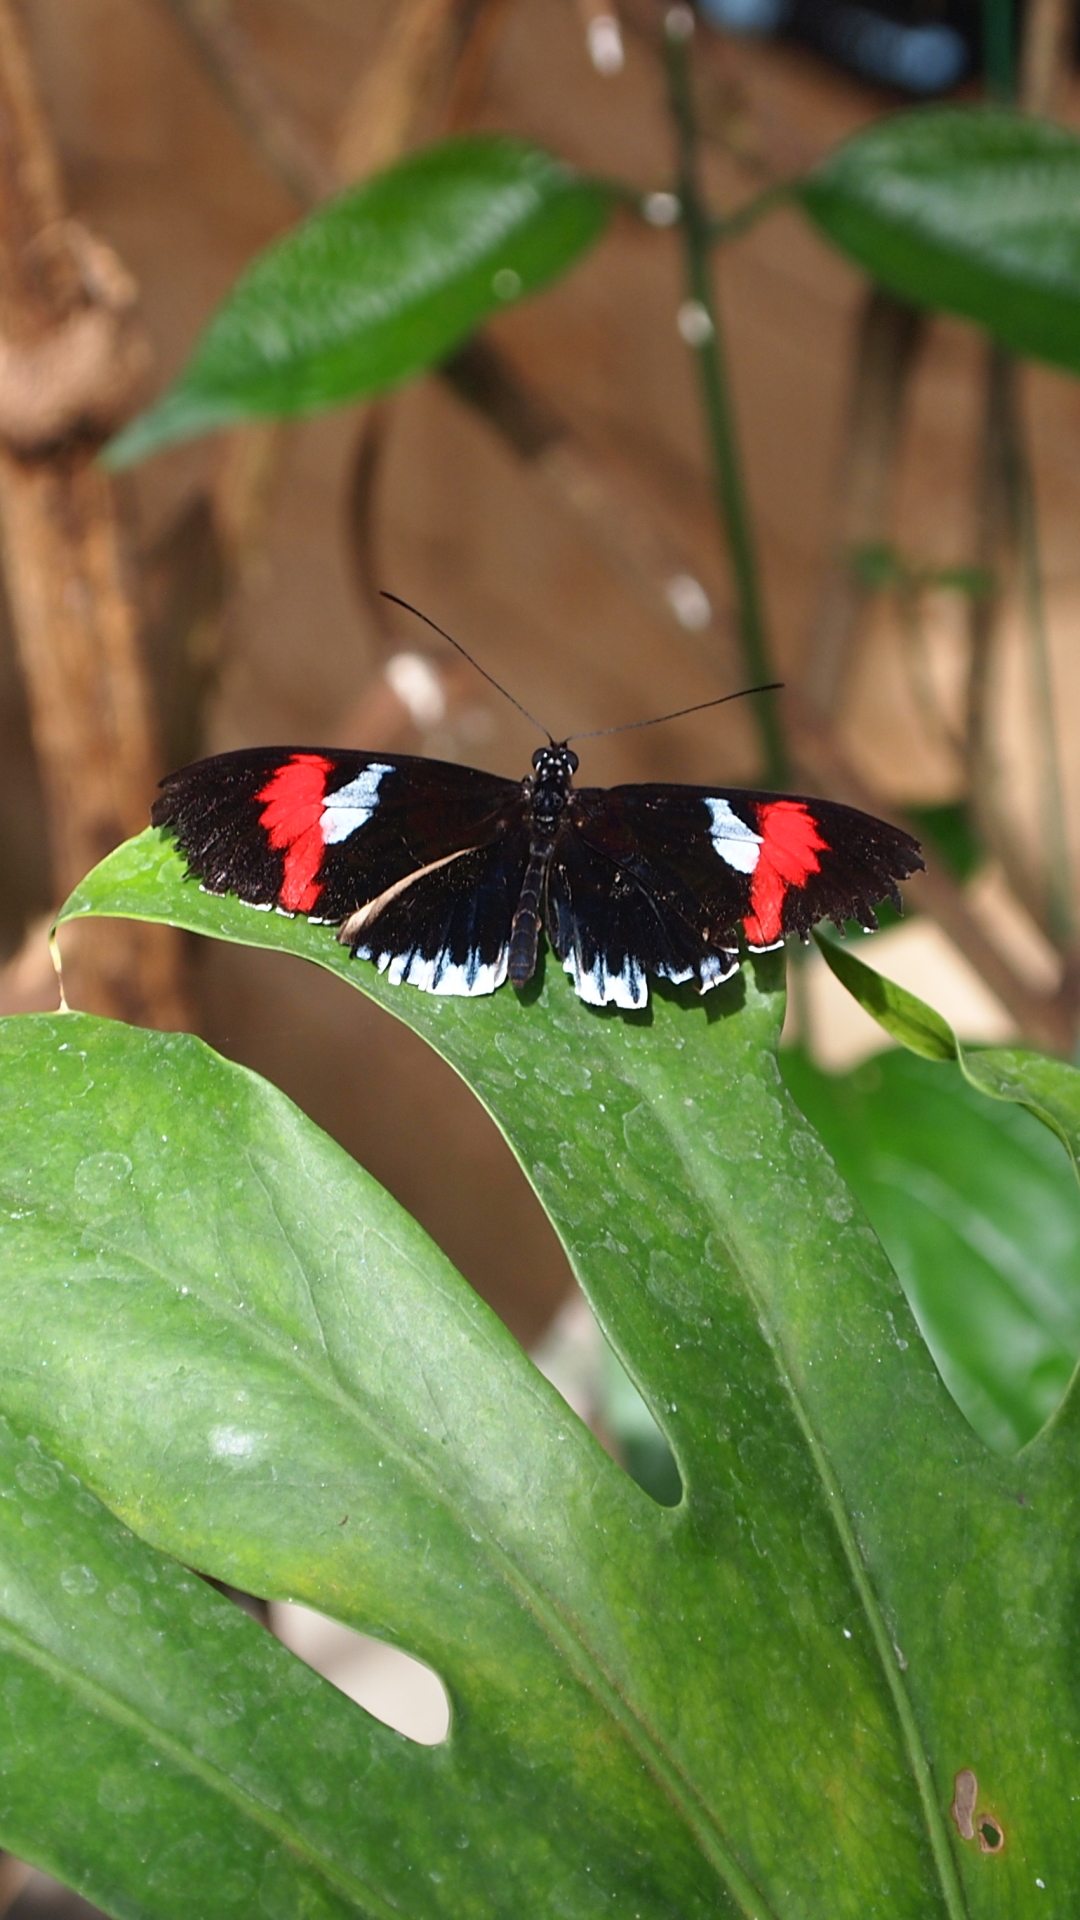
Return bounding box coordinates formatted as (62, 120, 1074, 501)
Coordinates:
(0, 826, 1074, 1915)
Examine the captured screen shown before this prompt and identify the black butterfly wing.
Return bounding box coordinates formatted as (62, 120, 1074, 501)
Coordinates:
(546, 829, 738, 1009)
(153, 747, 530, 994)
(154, 750, 923, 1007)
(553, 783, 923, 1002)
(344, 834, 532, 994)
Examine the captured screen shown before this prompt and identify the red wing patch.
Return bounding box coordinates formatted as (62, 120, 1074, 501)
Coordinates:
(743, 800, 827, 947)
(257, 753, 332, 912)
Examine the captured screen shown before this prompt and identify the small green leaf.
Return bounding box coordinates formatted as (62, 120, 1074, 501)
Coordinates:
(781, 1047, 1080, 1453)
(800, 107, 1080, 375)
(105, 136, 611, 468)
(814, 932, 957, 1060)
(815, 931, 1080, 1181)
(928, 565, 993, 597)
(906, 803, 982, 883)
(850, 540, 906, 589)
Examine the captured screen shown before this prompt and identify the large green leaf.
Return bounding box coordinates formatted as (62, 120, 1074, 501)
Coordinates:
(780, 1047, 1080, 1455)
(104, 137, 611, 468)
(800, 107, 1080, 375)
(4, 825, 1076, 1913)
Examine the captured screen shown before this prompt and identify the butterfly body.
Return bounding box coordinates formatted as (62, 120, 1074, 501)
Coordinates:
(152, 743, 924, 1010)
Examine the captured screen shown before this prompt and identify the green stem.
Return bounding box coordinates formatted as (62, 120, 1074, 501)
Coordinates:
(982, 0, 1016, 100)
(708, 179, 796, 246)
(711, 177, 795, 243)
(663, 9, 787, 787)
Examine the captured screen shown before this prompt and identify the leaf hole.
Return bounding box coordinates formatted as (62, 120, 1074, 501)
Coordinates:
(978, 1817, 1005, 1854)
(532, 1290, 683, 1508)
(270, 1602, 450, 1745)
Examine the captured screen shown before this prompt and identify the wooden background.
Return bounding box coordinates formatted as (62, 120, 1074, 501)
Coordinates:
(1, 0, 1078, 1342)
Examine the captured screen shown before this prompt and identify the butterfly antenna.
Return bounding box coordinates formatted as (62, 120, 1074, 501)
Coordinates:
(381, 592, 553, 742)
(567, 682, 784, 743)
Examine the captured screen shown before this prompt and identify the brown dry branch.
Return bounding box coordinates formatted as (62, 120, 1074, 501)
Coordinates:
(167, 0, 496, 684)
(334, 0, 481, 180)
(963, 347, 1048, 931)
(0, 0, 188, 1026)
(962, 0, 1080, 959)
(156, 0, 335, 204)
(445, 0, 514, 127)
(164, 0, 715, 659)
(1020, 0, 1076, 114)
(802, 287, 925, 717)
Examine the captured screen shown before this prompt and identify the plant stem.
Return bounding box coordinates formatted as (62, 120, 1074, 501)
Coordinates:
(708, 179, 795, 245)
(982, 0, 1016, 99)
(663, 7, 786, 786)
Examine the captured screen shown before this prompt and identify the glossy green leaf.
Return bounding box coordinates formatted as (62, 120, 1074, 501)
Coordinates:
(800, 107, 1080, 375)
(104, 137, 611, 468)
(780, 1047, 1080, 1454)
(5, 825, 1075, 1913)
(815, 931, 957, 1060)
(0, 1414, 440, 1920)
(815, 930, 1080, 1177)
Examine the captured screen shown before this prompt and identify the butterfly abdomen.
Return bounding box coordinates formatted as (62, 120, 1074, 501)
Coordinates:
(507, 750, 577, 986)
(508, 836, 552, 986)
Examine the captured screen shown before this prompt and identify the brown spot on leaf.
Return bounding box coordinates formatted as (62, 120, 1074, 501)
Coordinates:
(951, 1769, 977, 1841)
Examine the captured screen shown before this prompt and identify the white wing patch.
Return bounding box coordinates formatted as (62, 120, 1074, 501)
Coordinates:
(370, 945, 508, 996)
(704, 797, 762, 874)
(699, 950, 740, 991)
(562, 950, 648, 1010)
(321, 763, 395, 844)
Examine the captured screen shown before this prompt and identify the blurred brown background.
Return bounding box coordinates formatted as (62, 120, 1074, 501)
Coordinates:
(1, 0, 1079, 1354)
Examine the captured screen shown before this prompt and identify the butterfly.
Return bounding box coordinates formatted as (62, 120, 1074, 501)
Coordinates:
(151, 739, 923, 1012)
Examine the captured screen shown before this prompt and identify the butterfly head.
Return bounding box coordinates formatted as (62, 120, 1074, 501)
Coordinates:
(532, 744, 579, 782)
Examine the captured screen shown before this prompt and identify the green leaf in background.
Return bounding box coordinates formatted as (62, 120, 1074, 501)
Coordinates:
(104, 136, 611, 469)
(906, 803, 982, 884)
(815, 929, 957, 1061)
(29, 824, 1080, 1912)
(781, 1046, 1080, 1454)
(800, 107, 1080, 376)
(815, 929, 1080, 1177)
